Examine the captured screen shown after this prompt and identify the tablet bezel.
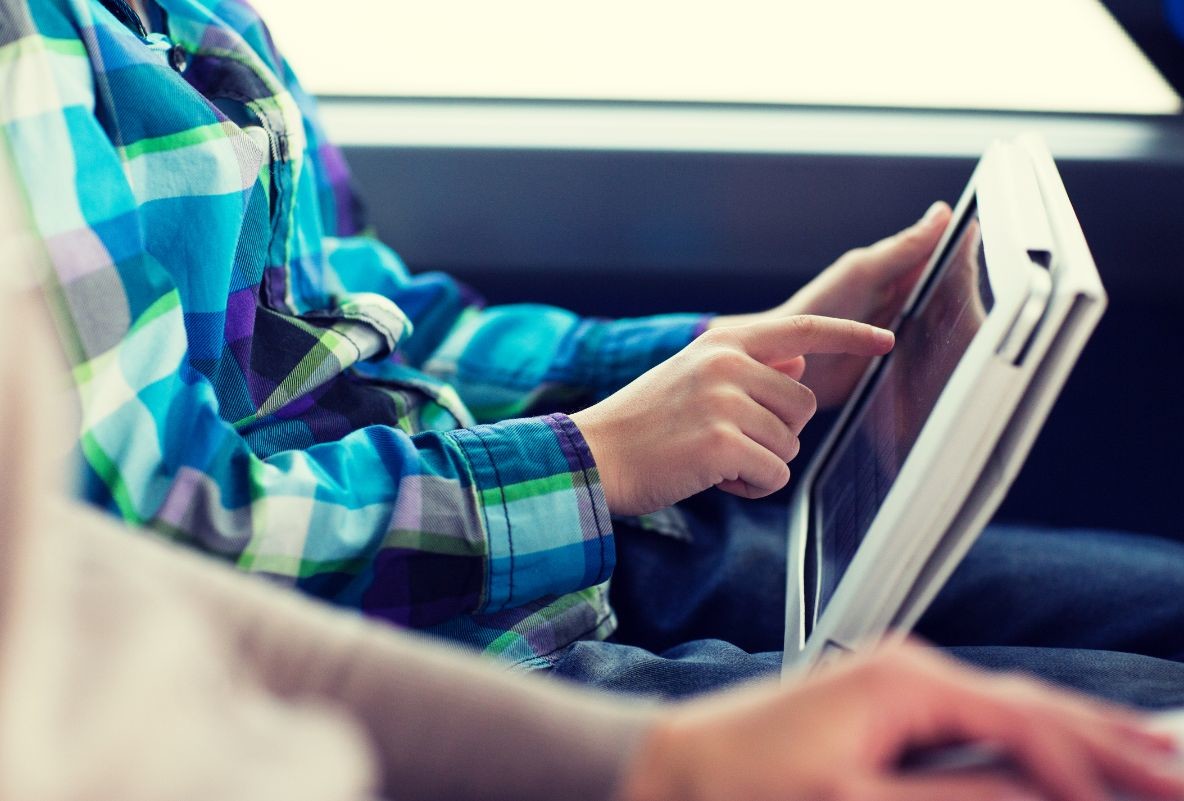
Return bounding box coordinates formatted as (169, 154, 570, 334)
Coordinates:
(782, 138, 1095, 670)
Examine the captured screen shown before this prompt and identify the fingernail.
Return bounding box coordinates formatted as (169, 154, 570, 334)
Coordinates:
(920, 201, 945, 226)
(874, 327, 895, 349)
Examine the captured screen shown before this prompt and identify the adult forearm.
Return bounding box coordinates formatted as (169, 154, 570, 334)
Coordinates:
(75, 513, 654, 801)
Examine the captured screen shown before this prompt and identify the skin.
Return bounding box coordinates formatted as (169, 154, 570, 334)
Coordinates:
(122, 7, 1181, 794)
(707, 200, 954, 409)
(575, 200, 1183, 799)
(571, 202, 953, 515)
(618, 641, 1184, 801)
(571, 314, 894, 514)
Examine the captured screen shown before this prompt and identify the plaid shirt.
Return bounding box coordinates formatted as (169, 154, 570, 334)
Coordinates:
(0, 0, 703, 668)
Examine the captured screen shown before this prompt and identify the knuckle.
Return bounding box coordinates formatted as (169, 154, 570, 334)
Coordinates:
(695, 326, 726, 347)
(695, 327, 738, 351)
(698, 346, 745, 378)
(855, 656, 901, 694)
(862, 642, 934, 685)
(890, 641, 952, 680)
(977, 688, 1039, 733)
(704, 421, 736, 451)
(787, 315, 818, 338)
(705, 387, 744, 419)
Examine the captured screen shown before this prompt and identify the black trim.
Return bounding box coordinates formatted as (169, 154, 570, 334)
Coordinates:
(97, 0, 147, 38)
(1102, 0, 1184, 108)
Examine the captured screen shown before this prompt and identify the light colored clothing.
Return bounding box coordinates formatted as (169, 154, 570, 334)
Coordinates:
(0, 0, 703, 667)
(0, 274, 654, 800)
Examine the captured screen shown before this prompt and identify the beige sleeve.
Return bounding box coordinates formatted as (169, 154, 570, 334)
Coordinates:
(69, 507, 657, 801)
(1, 152, 655, 801)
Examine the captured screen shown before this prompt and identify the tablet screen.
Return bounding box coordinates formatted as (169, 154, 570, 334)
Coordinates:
(811, 207, 994, 622)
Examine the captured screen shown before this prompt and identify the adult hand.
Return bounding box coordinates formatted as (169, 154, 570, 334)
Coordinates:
(710, 201, 953, 409)
(619, 642, 1184, 801)
(570, 316, 893, 516)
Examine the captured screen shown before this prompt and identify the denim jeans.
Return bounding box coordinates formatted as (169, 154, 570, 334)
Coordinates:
(549, 490, 1184, 708)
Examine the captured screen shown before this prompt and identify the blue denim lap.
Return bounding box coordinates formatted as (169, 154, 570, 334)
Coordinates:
(549, 490, 1184, 707)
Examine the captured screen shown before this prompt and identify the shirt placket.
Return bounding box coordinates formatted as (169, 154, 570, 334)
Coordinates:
(149, 0, 302, 314)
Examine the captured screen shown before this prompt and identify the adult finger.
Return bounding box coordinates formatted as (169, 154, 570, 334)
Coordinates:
(817, 645, 1179, 801)
(855, 647, 1108, 801)
(964, 676, 1184, 801)
(996, 678, 1174, 759)
(1036, 708, 1184, 800)
(1114, 720, 1179, 756)
(730, 315, 894, 366)
(914, 675, 1112, 801)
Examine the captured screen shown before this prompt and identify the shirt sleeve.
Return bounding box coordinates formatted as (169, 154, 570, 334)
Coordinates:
(65, 509, 657, 801)
(322, 234, 707, 423)
(0, 9, 614, 628)
(288, 83, 707, 424)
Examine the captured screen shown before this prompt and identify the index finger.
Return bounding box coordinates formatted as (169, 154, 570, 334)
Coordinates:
(731, 315, 895, 365)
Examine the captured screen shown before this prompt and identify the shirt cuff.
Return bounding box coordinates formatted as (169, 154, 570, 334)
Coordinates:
(447, 413, 614, 614)
(578, 313, 707, 391)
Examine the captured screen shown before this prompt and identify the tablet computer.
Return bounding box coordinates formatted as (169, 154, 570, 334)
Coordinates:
(782, 135, 1106, 672)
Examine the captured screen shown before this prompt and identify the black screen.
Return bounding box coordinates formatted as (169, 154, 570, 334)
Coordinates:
(811, 207, 994, 621)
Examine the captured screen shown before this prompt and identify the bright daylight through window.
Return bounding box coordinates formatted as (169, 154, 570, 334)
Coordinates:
(252, 0, 1180, 115)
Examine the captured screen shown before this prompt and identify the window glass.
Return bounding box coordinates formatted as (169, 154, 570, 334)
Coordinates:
(251, 0, 1181, 115)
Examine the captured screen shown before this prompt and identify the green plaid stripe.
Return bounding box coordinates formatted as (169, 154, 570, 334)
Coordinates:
(1, 0, 703, 665)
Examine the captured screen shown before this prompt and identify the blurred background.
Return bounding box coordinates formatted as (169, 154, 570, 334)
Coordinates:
(254, 0, 1184, 536)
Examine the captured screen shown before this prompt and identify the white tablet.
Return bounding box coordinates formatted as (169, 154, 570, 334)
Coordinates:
(782, 135, 1106, 672)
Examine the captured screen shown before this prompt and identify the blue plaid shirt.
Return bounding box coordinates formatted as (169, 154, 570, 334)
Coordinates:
(0, 0, 704, 667)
